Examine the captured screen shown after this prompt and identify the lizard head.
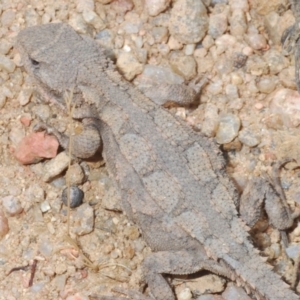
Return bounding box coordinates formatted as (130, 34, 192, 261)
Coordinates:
(16, 23, 95, 103)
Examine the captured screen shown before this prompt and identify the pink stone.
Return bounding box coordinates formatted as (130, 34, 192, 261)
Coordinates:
(13, 132, 59, 165)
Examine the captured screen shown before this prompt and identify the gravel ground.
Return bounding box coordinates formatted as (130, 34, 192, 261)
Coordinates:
(1, 0, 300, 299)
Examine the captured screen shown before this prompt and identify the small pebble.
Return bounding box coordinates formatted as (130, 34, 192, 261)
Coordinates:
(0, 54, 16, 73)
(230, 9, 247, 36)
(76, 0, 95, 12)
(18, 88, 33, 106)
(170, 55, 197, 80)
(269, 88, 300, 127)
(66, 163, 85, 185)
(286, 244, 300, 261)
(206, 80, 223, 95)
(117, 51, 143, 80)
(238, 128, 260, 147)
(222, 285, 252, 300)
(31, 104, 51, 121)
(178, 288, 192, 300)
(268, 243, 281, 259)
(246, 54, 269, 76)
(225, 84, 239, 98)
(202, 103, 219, 137)
(82, 9, 105, 30)
(209, 7, 229, 38)
(256, 77, 276, 94)
(0, 39, 12, 55)
(2, 196, 23, 216)
(245, 33, 267, 50)
(216, 114, 241, 144)
(40, 200, 51, 213)
(184, 44, 196, 56)
(0, 210, 9, 239)
(184, 274, 225, 294)
(145, 0, 171, 16)
(71, 203, 94, 236)
(66, 294, 89, 300)
(1, 9, 15, 27)
(169, 0, 208, 44)
(42, 152, 70, 182)
(62, 186, 84, 208)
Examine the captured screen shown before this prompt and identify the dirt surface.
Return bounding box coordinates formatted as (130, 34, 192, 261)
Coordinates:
(1, 0, 300, 299)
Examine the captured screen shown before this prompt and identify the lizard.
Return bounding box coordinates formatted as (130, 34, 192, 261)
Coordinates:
(16, 23, 300, 300)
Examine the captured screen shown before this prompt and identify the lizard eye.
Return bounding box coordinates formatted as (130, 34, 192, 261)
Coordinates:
(30, 58, 39, 66)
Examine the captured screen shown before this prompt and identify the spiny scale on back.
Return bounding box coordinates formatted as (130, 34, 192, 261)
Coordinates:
(16, 23, 299, 300)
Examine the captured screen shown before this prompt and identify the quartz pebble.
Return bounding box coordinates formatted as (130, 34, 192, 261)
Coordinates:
(0, 39, 12, 55)
(202, 103, 219, 137)
(40, 200, 51, 213)
(169, 0, 208, 44)
(170, 55, 197, 80)
(230, 9, 247, 36)
(1, 196, 23, 216)
(82, 9, 105, 30)
(177, 288, 192, 300)
(1, 9, 15, 26)
(117, 51, 143, 80)
(216, 114, 241, 144)
(42, 152, 70, 182)
(76, 0, 95, 12)
(269, 88, 300, 127)
(245, 33, 267, 50)
(145, 0, 171, 16)
(184, 274, 225, 295)
(136, 64, 184, 91)
(222, 285, 252, 300)
(238, 128, 260, 147)
(256, 77, 276, 94)
(206, 80, 223, 95)
(286, 244, 300, 260)
(0, 54, 16, 73)
(208, 5, 229, 38)
(18, 88, 33, 106)
(71, 203, 94, 235)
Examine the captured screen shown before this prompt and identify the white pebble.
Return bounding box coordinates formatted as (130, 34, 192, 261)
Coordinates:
(42, 152, 70, 182)
(2, 196, 23, 216)
(216, 113, 241, 144)
(177, 288, 192, 300)
(0, 54, 16, 73)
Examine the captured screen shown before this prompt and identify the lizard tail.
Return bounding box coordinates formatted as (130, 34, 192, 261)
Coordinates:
(222, 253, 299, 300)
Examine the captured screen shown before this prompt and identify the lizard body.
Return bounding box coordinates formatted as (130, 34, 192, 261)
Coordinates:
(17, 23, 299, 300)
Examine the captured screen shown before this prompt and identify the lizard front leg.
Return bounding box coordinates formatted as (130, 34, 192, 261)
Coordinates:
(34, 107, 102, 159)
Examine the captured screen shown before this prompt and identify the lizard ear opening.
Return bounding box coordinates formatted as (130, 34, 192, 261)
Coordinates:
(29, 57, 39, 66)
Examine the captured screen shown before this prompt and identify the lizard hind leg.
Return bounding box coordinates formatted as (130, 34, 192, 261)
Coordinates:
(239, 161, 297, 232)
(99, 249, 235, 300)
(141, 249, 235, 300)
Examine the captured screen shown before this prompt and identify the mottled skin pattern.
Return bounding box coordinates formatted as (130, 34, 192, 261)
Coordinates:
(17, 23, 299, 300)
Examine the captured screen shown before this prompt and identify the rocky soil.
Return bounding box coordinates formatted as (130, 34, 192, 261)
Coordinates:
(1, 0, 300, 299)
